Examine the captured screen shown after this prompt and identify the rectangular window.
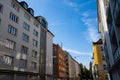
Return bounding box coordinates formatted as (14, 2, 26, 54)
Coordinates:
(33, 29, 38, 37)
(0, 4, 3, 13)
(3, 55, 13, 65)
(24, 12, 30, 21)
(19, 59, 27, 68)
(31, 62, 37, 69)
(21, 45, 28, 54)
(22, 33, 29, 42)
(0, 19, 1, 25)
(8, 25, 17, 36)
(6, 39, 16, 50)
(23, 22, 30, 31)
(33, 39, 38, 47)
(11, 2, 19, 12)
(34, 21, 39, 28)
(32, 50, 37, 58)
(10, 12, 19, 23)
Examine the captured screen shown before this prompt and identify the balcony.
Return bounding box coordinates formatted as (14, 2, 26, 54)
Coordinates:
(115, 3, 120, 27)
(113, 47, 120, 61)
(108, 25, 114, 40)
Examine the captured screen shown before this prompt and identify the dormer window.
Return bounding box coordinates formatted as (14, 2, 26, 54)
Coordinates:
(41, 19, 46, 28)
(20, 1, 28, 9)
(27, 8, 34, 16)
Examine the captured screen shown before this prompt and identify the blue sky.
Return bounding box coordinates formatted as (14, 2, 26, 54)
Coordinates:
(18, 0, 100, 68)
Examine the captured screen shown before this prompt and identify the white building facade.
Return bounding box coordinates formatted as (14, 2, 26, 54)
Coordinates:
(97, 0, 120, 79)
(0, 0, 54, 80)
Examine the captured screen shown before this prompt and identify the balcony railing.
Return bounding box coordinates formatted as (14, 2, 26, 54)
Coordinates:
(113, 47, 120, 61)
(115, 3, 120, 27)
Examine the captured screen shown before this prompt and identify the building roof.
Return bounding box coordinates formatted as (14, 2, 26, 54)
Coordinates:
(93, 39, 103, 44)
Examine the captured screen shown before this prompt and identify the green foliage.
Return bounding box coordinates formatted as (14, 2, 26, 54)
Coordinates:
(80, 62, 93, 79)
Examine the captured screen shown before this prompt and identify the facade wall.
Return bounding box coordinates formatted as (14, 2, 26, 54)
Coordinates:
(0, 0, 54, 80)
(92, 39, 108, 80)
(53, 44, 66, 80)
(45, 31, 54, 80)
(0, 0, 40, 73)
(97, 0, 120, 79)
(65, 51, 80, 80)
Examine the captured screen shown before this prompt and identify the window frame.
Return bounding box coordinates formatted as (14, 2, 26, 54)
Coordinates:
(22, 33, 29, 42)
(9, 12, 19, 23)
(11, 2, 19, 12)
(33, 39, 38, 47)
(19, 59, 27, 68)
(0, 3, 3, 13)
(32, 50, 37, 58)
(33, 29, 38, 37)
(21, 45, 28, 54)
(5, 39, 16, 50)
(23, 22, 30, 31)
(31, 61, 37, 69)
(3, 55, 13, 65)
(8, 25, 17, 36)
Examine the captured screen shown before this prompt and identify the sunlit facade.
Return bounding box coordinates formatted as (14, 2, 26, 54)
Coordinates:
(92, 39, 108, 80)
(97, 0, 120, 79)
(53, 44, 67, 80)
(0, 0, 54, 80)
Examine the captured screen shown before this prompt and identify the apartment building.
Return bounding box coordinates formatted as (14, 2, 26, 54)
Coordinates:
(0, 0, 54, 80)
(53, 44, 67, 80)
(92, 39, 109, 80)
(65, 51, 81, 80)
(97, 0, 120, 79)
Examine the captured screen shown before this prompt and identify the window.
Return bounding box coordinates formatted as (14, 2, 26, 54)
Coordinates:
(34, 21, 39, 28)
(21, 45, 28, 54)
(0, 4, 3, 13)
(0, 19, 1, 25)
(23, 22, 30, 31)
(6, 39, 16, 50)
(10, 12, 19, 23)
(41, 19, 46, 28)
(22, 33, 29, 42)
(31, 62, 37, 69)
(32, 50, 37, 58)
(101, 46, 104, 51)
(53, 47, 57, 52)
(11, 2, 19, 12)
(33, 39, 38, 47)
(19, 59, 27, 68)
(33, 29, 38, 37)
(3, 55, 13, 65)
(8, 25, 17, 36)
(24, 12, 30, 21)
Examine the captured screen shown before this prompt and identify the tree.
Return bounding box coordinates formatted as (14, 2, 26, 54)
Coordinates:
(89, 61, 93, 79)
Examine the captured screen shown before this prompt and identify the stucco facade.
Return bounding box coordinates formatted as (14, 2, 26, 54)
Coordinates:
(0, 0, 54, 80)
(97, 0, 120, 79)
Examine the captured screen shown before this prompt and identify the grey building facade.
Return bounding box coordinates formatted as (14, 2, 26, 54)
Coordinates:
(97, 0, 120, 79)
(0, 0, 54, 80)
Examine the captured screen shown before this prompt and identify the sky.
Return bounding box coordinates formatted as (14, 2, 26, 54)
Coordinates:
(18, 0, 100, 68)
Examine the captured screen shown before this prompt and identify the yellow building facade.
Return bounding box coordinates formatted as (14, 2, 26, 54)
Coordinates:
(93, 39, 106, 80)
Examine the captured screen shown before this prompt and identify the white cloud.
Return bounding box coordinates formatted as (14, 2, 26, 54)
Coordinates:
(78, 0, 93, 8)
(80, 11, 100, 42)
(63, 0, 80, 12)
(63, 47, 92, 56)
(64, 0, 77, 8)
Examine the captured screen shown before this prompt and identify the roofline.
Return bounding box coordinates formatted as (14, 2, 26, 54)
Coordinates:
(47, 30, 54, 37)
(96, 0, 101, 33)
